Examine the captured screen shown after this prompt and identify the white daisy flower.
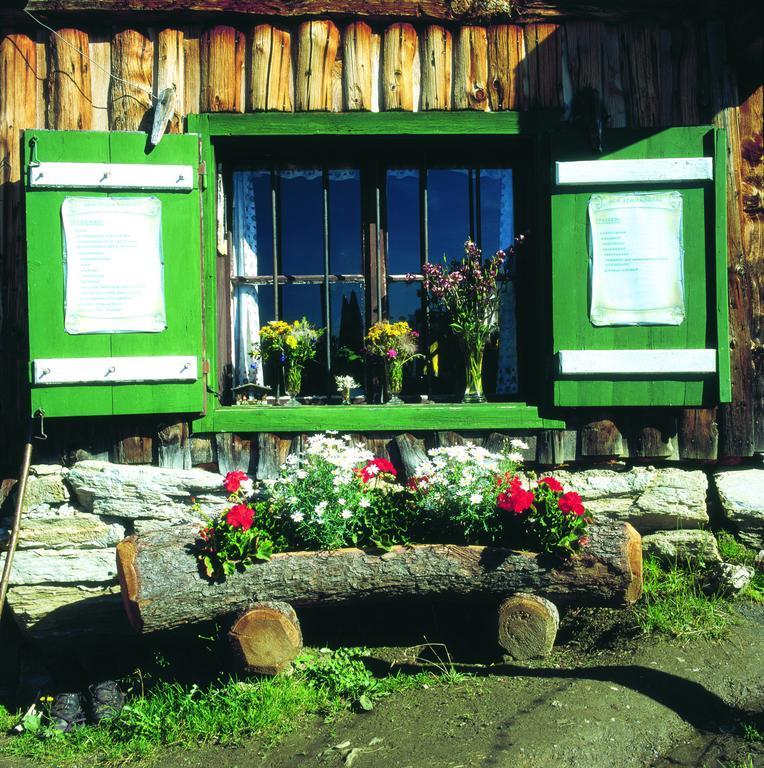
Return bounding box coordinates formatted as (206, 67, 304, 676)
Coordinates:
(340, 509, 353, 519)
(290, 511, 304, 523)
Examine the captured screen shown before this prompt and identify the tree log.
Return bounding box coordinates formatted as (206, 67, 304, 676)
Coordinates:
(48, 28, 92, 130)
(453, 26, 488, 111)
(420, 25, 452, 111)
(497, 593, 559, 660)
(342, 21, 373, 111)
(116, 522, 642, 634)
(487, 24, 525, 111)
(110, 28, 153, 131)
(200, 24, 245, 112)
(229, 601, 303, 675)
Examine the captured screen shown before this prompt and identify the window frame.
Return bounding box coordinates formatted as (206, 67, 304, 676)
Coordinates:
(189, 111, 567, 434)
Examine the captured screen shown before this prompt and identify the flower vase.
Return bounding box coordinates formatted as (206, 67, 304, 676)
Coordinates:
(341, 386, 352, 405)
(385, 362, 404, 405)
(284, 363, 303, 406)
(461, 341, 486, 403)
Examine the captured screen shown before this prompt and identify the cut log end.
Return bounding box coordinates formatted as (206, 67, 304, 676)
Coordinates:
(623, 523, 643, 604)
(115, 536, 143, 633)
(497, 593, 559, 660)
(229, 601, 303, 675)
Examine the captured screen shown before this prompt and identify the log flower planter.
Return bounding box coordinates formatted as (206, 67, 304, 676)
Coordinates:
(116, 521, 642, 668)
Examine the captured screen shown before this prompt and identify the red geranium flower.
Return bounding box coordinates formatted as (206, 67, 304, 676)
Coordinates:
(226, 503, 254, 531)
(406, 475, 429, 491)
(558, 491, 586, 517)
(358, 458, 397, 483)
(224, 470, 249, 494)
(497, 486, 535, 514)
(537, 476, 564, 493)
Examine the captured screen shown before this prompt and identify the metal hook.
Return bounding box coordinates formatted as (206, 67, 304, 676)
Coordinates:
(33, 409, 48, 441)
(28, 137, 40, 168)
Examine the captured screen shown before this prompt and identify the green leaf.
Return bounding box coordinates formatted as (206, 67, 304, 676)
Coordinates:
(358, 694, 374, 711)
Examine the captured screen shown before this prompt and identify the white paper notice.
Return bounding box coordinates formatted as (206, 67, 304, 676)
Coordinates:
(62, 196, 166, 334)
(588, 191, 684, 326)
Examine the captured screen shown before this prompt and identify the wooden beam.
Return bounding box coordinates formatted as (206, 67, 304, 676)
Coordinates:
(19, 1, 722, 23)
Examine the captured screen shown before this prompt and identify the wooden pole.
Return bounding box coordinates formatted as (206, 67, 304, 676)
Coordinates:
(342, 21, 373, 111)
(110, 28, 153, 131)
(47, 27, 92, 130)
(382, 23, 418, 111)
(453, 26, 488, 110)
(250, 24, 293, 112)
(420, 25, 452, 110)
(295, 20, 340, 111)
(487, 24, 525, 111)
(200, 24, 245, 113)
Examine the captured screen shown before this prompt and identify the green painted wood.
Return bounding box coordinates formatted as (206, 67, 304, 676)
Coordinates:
(714, 127, 731, 402)
(25, 129, 206, 418)
(551, 126, 726, 407)
(210, 403, 565, 433)
(200, 111, 561, 137)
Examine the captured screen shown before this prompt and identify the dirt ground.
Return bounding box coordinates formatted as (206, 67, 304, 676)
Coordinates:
(2, 602, 763, 768)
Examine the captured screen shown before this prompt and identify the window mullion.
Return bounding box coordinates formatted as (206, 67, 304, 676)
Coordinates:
(323, 168, 332, 392)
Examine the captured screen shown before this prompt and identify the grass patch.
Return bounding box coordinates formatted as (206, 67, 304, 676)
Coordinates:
(717, 532, 764, 604)
(0, 649, 469, 767)
(633, 556, 731, 640)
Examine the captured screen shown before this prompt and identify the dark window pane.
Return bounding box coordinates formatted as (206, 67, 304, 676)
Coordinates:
(386, 169, 420, 275)
(280, 283, 326, 395)
(479, 168, 514, 257)
(329, 169, 362, 274)
(279, 169, 323, 275)
(233, 170, 273, 277)
(387, 281, 426, 396)
(427, 168, 470, 265)
(330, 282, 365, 384)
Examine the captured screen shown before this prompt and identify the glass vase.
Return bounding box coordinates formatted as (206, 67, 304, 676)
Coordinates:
(461, 341, 486, 403)
(385, 362, 404, 405)
(284, 363, 303, 407)
(341, 386, 352, 405)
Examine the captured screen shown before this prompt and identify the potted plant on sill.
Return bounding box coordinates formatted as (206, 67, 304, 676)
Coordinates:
(363, 320, 422, 404)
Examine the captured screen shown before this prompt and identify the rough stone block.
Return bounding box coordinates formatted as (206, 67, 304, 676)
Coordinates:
(714, 468, 764, 549)
(2, 548, 117, 585)
(22, 473, 70, 512)
(66, 460, 227, 522)
(642, 529, 721, 565)
(8, 505, 126, 550)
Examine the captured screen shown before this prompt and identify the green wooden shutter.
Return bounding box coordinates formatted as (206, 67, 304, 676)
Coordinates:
(24, 130, 206, 418)
(551, 126, 730, 407)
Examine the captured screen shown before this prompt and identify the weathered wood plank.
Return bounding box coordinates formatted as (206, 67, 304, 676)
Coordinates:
(88, 31, 111, 130)
(453, 26, 488, 110)
(215, 433, 254, 475)
(523, 22, 562, 110)
(382, 23, 417, 111)
(671, 23, 701, 125)
(487, 24, 525, 111)
(420, 25, 452, 111)
(295, 20, 340, 111)
(602, 24, 626, 127)
(154, 27, 184, 132)
(200, 24, 244, 112)
(182, 25, 201, 115)
(621, 24, 661, 127)
(250, 24, 292, 112)
(564, 20, 603, 93)
(579, 419, 624, 458)
(156, 421, 192, 469)
(535, 430, 576, 466)
(342, 21, 373, 111)
(117, 521, 643, 633)
(628, 415, 678, 461)
(48, 28, 92, 130)
(678, 408, 718, 461)
(256, 433, 297, 481)
(189, 434, 217, 467)
(110, 28, 153, 131)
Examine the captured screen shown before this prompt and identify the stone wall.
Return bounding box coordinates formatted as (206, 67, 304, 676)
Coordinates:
(1, 460, 763, 643)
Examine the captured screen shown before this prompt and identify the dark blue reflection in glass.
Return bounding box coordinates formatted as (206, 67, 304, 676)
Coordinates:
(330, 283, 365, 384)
(280, 284, 326, 395)
(279, 169, 323, 275)
(386, 169, 420, 275)
(233, 170, 273, 276)
(329, 169, 361, 274)
(427, 169, 470, 265)
(479, 168, 514, 257)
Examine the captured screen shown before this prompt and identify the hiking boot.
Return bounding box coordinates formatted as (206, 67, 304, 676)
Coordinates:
(87, 680, 125, 724)
(50, 692, 86, 732)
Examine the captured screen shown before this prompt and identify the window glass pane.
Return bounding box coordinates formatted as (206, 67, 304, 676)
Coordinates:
(329, 169, 362, 274)
(387, 281, 426, 395)
(280, 283, 327, 395)
(242, 285, 276, 389)
(330, 282, 365, 384)
(427, 168, 470, 264)
(279, 169, 323, 275)
(233, 170, 273, 277)
(386, 169, 420, 275)
(479, 168, 514, 257)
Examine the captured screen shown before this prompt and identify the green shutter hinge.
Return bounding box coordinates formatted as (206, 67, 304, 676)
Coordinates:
(199, 160, 207, 191)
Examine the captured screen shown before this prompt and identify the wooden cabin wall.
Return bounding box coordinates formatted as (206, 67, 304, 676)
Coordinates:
(0, 14, 761, 471)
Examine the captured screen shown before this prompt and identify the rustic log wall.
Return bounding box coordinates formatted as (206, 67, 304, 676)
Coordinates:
(0, 11, 760, 471)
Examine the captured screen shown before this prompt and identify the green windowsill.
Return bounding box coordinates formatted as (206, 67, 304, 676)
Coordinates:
(195, 402, 566, 434)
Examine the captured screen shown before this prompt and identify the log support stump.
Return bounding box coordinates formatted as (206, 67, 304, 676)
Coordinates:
(228, 601, 303, 675)
(497, 593, 559, 660)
